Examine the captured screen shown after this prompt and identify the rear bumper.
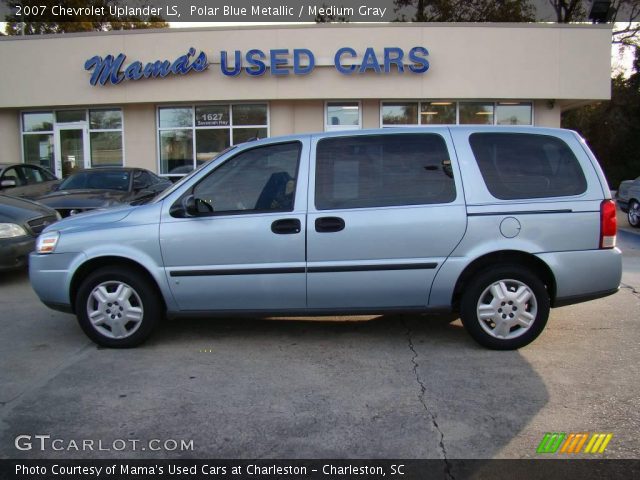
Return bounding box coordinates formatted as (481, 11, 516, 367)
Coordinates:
(0, 236, 35, 271)
(553, 287, 619, 308)
(536, 248, 622, 307)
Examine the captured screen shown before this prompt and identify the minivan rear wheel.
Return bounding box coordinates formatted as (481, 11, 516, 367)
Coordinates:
(75, 267, 161, 348)
(628, 200, 640, 228)
(460, 266, 550, 350)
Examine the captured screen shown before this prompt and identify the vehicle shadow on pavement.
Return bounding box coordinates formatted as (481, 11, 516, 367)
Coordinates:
(134, 313, 549, 460)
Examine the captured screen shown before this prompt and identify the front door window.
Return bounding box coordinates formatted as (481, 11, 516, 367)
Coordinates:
(55, 126, 89, 178)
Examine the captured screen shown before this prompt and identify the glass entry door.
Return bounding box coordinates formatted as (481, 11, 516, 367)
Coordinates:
(54, 124, 89, 178)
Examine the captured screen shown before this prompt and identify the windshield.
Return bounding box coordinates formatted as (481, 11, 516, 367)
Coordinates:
(151, 146, 238, 203)
(59, 171, 131, 192)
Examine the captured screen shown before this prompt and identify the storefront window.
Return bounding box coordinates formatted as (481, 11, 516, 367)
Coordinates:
(22, 112, 53, 132)
(160, 130, 193, 174)
(233, 128, 269, 144)
(22, 109, 124, 173)
(196, 129, 230, 165)
(232, 104, 268, 125)
(158, 103, 269, 176)
(159, 107, 192, 128)
(382, 103, 418, 125)
(381, 101, 532, 127)
(89, 109, 124, 167)
(23, 133, 54, 169)
(459, 102, 495, 125)
(496, 102, 532, 125)
(90, 132, 123, 166)
(325, 102, 361, 131)
(56, 110, 86, 123)
(195, 105, 230, 127)
(90, 109, 123, 129)
(420, 102, 456, 124)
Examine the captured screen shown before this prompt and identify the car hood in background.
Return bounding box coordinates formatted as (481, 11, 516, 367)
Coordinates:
(42, 204, 136, 234)
(0, 194, 57, 223)
(36, 189, 130, 209)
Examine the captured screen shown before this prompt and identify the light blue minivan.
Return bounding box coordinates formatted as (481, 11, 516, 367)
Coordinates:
(29, 127, 622, 349)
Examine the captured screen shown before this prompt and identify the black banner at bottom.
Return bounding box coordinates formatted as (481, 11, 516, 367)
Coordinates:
(2, 459, 639, 480)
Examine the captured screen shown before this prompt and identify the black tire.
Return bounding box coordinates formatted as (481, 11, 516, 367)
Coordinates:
(628, 200, 640, 228)
(460, 265, 550, 350)
(75, 266, 162, 348)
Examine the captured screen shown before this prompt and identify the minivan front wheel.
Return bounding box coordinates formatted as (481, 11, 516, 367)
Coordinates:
(75, 267, 161, 348)
(628, 200, 640, 228)
(460, 266, 550, 350)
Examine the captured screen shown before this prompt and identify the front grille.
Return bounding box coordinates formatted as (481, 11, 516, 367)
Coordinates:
(27, 215, 59, 235)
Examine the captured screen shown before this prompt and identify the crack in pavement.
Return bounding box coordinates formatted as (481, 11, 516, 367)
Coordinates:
(620, 282, 640, 300)
(404, 320, 454, 480)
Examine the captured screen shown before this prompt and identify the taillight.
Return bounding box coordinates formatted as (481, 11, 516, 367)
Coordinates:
(600, 199, 617, 249)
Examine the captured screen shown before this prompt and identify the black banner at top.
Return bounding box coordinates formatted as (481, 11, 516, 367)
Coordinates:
(0, 0, 635, 24)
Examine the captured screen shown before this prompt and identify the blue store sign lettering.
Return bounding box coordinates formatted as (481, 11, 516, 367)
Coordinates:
(85, 46, 430, 86)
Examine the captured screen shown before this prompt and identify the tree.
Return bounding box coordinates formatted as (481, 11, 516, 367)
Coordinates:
(392, 1, 640, 46)
(394, 0, 536, 22)
(3, 0, 168, 35)
(562, 46, 640, 187)
(548, 0, 640, 46)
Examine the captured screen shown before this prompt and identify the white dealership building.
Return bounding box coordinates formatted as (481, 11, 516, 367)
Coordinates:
(0, 23, 612, 178)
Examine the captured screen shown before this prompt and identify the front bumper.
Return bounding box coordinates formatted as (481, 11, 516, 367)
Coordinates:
(0, 235, 35, 271)
(29, 251, 84, 313)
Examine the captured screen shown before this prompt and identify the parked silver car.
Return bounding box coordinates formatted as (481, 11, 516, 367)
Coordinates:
(616, 176, 640, 228)
(29, 127, 622, 350)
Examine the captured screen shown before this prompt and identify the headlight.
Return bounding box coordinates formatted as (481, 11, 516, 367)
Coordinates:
(36, 231, 60, 254)
(0, 223, 28, 238)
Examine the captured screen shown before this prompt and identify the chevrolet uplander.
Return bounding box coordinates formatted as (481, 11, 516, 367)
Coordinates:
(30, 127, 622, 349)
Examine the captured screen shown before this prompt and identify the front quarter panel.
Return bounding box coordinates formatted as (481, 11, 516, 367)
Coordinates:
(30, 202, 176, 312)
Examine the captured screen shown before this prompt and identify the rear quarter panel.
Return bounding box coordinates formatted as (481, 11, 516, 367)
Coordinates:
(430, 127, 610, 306)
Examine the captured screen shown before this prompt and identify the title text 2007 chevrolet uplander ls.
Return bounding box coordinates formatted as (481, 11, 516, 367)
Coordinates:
(29, 127, 622, 350)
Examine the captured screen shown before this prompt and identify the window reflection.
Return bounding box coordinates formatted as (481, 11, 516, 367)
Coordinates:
(382, 103, 418, 125)
(496, 103, 532, 125)
(459, 102, 494, 125)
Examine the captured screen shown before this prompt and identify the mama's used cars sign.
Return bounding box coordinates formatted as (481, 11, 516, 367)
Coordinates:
(84, 46, 430, 86)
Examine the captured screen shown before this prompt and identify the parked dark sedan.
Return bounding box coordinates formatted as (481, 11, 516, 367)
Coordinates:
(36, 168, 172, 217)
(0, 163, 60, 199)
(0, 195, 59, 271)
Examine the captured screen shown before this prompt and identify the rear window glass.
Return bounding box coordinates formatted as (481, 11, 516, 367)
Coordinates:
(469, 133, 587, 200)
(315, 133, 455, 210)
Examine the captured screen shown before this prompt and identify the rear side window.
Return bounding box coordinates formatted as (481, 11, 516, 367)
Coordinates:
(315, 133, 455, 210)
(469, 133, 587, 200)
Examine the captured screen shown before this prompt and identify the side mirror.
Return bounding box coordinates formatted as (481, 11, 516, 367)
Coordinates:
(181, 194, 214, 217)
(181, 194, 201, 217)
(1, 179, 17, 188)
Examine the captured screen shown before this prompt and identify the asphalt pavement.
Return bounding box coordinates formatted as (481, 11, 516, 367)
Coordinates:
(0, 214, 638, 461)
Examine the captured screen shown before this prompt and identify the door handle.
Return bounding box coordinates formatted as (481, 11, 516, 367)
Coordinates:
(271, 218, 301, 235)
(315, 216, 345, 233)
